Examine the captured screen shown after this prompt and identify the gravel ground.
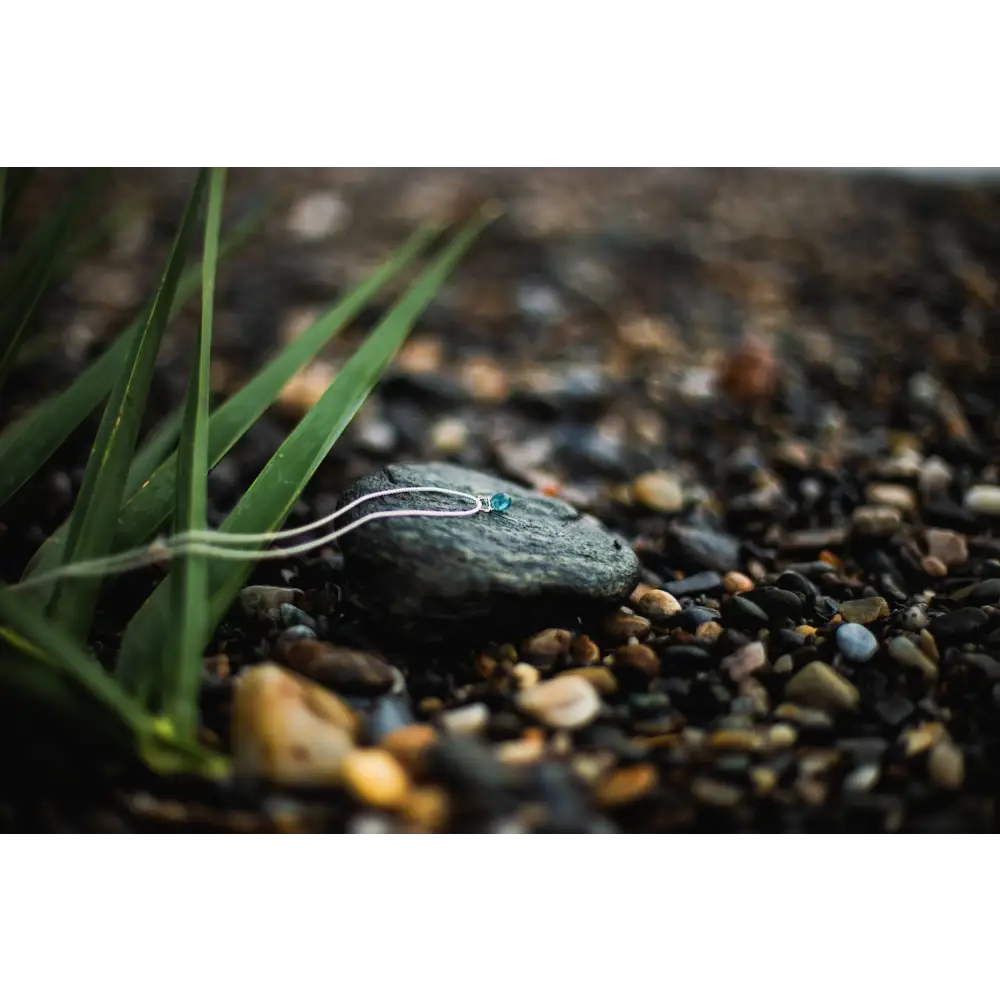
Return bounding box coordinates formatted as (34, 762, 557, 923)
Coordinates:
(2, 167, 1000, 832)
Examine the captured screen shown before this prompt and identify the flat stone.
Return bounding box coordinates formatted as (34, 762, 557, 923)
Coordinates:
(337, 463, 639, 641)
(785, 661, 860, 713)
(838, 596, 889, 624)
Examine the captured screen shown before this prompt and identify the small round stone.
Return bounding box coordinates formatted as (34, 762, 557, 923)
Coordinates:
(631, 470, 684, 513)
(341, 748, 411, 809)
(441, 702, 489, 736)
(517, 674, 602, 729)
(928, 741, 965, 790)
(964, 484, 1000, 516)
(490, 492, 512, 511)
(836, 622, 879, 662)
(723, 571, 754, 594)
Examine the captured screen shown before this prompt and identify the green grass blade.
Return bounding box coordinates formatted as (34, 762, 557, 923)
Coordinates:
(116, 208, 494, 693)
(0, 171, 101, 389)
(48, 171, 210, 640)
(84, 219, 443, 557)
(20, 406, 185, 591)
(0, 202, 264, 512)
(163, 168, 226, 739)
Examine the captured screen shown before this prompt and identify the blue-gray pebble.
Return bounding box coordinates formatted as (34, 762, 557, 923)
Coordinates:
(836, 622, 878, 662)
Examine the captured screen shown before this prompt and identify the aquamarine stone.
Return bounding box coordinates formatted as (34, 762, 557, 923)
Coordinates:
(490, 492, 512, 512)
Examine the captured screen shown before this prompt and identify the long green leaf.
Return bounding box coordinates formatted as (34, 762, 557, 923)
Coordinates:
(0, 201, 264, 511)
(21, 380, 185, 599)
(0, 171, 101, 389)
(116, 208, 494, 693)
(48, 171, 210, 639)
(25, 219, 442, 584)
(163, 168, 226, 738)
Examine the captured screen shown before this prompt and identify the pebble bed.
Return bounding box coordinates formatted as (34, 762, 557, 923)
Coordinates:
(2, 168, 1000, 833)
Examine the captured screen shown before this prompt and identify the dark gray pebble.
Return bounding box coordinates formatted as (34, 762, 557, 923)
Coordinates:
(744, 587, 805, 625)
(721, 595, 770, 631)
(677, 605, 720, 631)
(957, 579, 1000, 606)
(336, 462, 639, 641)
(928, 607, 988, 641)
(874, 694, 915, 728)
(668, 524, 741, 573)
(664, 571, 724, 598)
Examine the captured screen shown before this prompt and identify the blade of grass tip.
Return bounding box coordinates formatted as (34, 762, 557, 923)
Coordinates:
(47, 170, 210, 641)
(116, 206, 497, 691)
(20, 405, 185, 594)
(0, 171, 102, 390)
(80, 219, 443, 562)
(162, 167, 226, 739)
(0, 201, 265, 512)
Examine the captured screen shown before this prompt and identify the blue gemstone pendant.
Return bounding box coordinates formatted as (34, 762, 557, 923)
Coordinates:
(490, 492, 512, 512)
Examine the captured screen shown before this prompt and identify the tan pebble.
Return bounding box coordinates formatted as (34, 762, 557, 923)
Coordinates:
(602, 609, 651, 643)
(239, 585, 304, 620)
(276, 362, 337, 417)
(612, 643, 660, 678)
(341, 749, 410, 809)
(569, 634, 601, 666)
(474, 653, 498, 679)
(705, 729, 766, 751)
(739, 677, 771, 716)
(418, 697, 444, 716)
(460, 358, 509, 401)
(561, 666, 618, 696)
(773, 653, 795, 673)
(900, 721, 947, 757)
(720, 640, 767, 681)
(628, 582, 655, 603)
(918, 629, 940, 663)
(232, 664, 358, 786)
(924, 528, 968, 568)
(750, 767, 778, 795)
(594, 764, 658, 808)
(395, 335, 443, 374)
(866, 482, 916, 511)
(429, 417, 468, 455)
(691, 777, 743, 807)
(838, 596, 890, 624)
(785, 662, 860, 713)
(795, 624, 817, 638)
(767, 723, 798, 748)
(632, 471, 684, 513)
(852, 504, 903, 536)
(928, 741, 965, 790)
(723, 571, 754, 594)
(922, 555, 948, 577)
(636, 588, 682, 623)
(696, 620, 723, 641)
(400, 786, 449, 832)
(516, 675, 601, 729)
(380, 724, 437, 777)
(520, 628, 572, 666)
(774, 703, 835, 728)
(495, 737, 545, 766)
(511, 663, 540, 689)
(887, 635, 939, 682)
(570, 750, 617, 785)
(964, 484, 1000, 516)
(796, 776, 828, 807)
(278, 639, 396, 694)
(440, 702, 489, 736)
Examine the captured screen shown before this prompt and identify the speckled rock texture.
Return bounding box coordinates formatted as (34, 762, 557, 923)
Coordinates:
(337, 462, 640, 642)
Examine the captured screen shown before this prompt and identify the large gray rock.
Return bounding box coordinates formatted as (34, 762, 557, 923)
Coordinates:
(336, 462, 639, 642)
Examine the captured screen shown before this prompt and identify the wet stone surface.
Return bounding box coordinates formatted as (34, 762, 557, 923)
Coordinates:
(336, 462, 640, 642)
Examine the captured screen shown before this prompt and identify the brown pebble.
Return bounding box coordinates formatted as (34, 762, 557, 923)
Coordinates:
(838, 596, 889, 624)
(705, 729, 766, 752)
(593, 764, 658, 808)
(561, 666, 618, 696)
(278, 639, 396, 695)
(380, 724, 438, 777)
(570, 634, 601, 666)
(495, 736, 545, 766)
(924, 528, 968, 568)
(520, 628, 573, 666)
(785, 661, 860, 713)
(612, 643, 660, 679)
(632, 470, 684, 513)
(474, 652, 499, 679)
(918, 629, 940, 663)
(928, 742, 965, 790)
(696, 620, 723, 641)
(399, 786, 449, 832)
(636, 588, 682, 623)
(275, 361, 337, 417)
(341, 749, 411, 809)
(921, 555, 948, 577)
(851, 505, 903, 536)
(418, 697, 444, 717)
(601, 609, 651, 643)
(723, 571, 754, 594)
(691, 777, 743, 807)
(460, 358, 509, 401)
(717, 331, 776, 407)
(517, 675, 602, 729)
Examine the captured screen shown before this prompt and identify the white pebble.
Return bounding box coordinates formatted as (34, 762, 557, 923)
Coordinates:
(965, 485, 1000, 516)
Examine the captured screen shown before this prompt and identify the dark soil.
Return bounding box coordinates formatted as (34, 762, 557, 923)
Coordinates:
(2, 167, 1000, 832)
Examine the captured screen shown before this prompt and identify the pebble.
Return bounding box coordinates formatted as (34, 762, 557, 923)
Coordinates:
(279, 640, 397, 695)
(899, 604, 930, 631)
(785, 661, 860, 713)
(286, 191, 351, 240)
(668, 524, 741, 572)
(593, 764, 658, 809)
(836, 623, 879, 662)
(696, 620, 723, 641)
(664, 571, 725, 598)
(511, 663, 541, 689)
(964, 484, 1000, 516)
(838, 596, 889, 624)
(887, 635, 939, 682)
(921, 555, 948, 577)
(928, 742, 965, 790)
(379, 724, 438, 778)
(928, 607, 987, 641)
(562, 666, 618, 696)
(721, 595, 770, 632)
(720, 641, 767, 681)
(276, 362, 337, 417)
(367, 697, 416, 742)
(441, 702, 490, 736)
(924, 529, 968, 568)
(336, 463, 639, 640)
(865, 483, 916, 511)
(842, 763, 881, 793)
(341, 749, 411, 809)
(632, 471, 684, 513)
(955, 578, 1000, 606)
(601, 610, 651, 643)
(570, 635, 601, 665)
(521, 628, 573, 665)
(612, 643, 661, 680)
(232, 664, 358, 786)
(516, 675, 602, 729)
(239, 585, 303, 622)
(399, 786, 449, 832)
(723, 571, 754, 594)
(851, 505, 903, 536)
(635, 588, 682, 623)
(920, 456, 953, 498)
